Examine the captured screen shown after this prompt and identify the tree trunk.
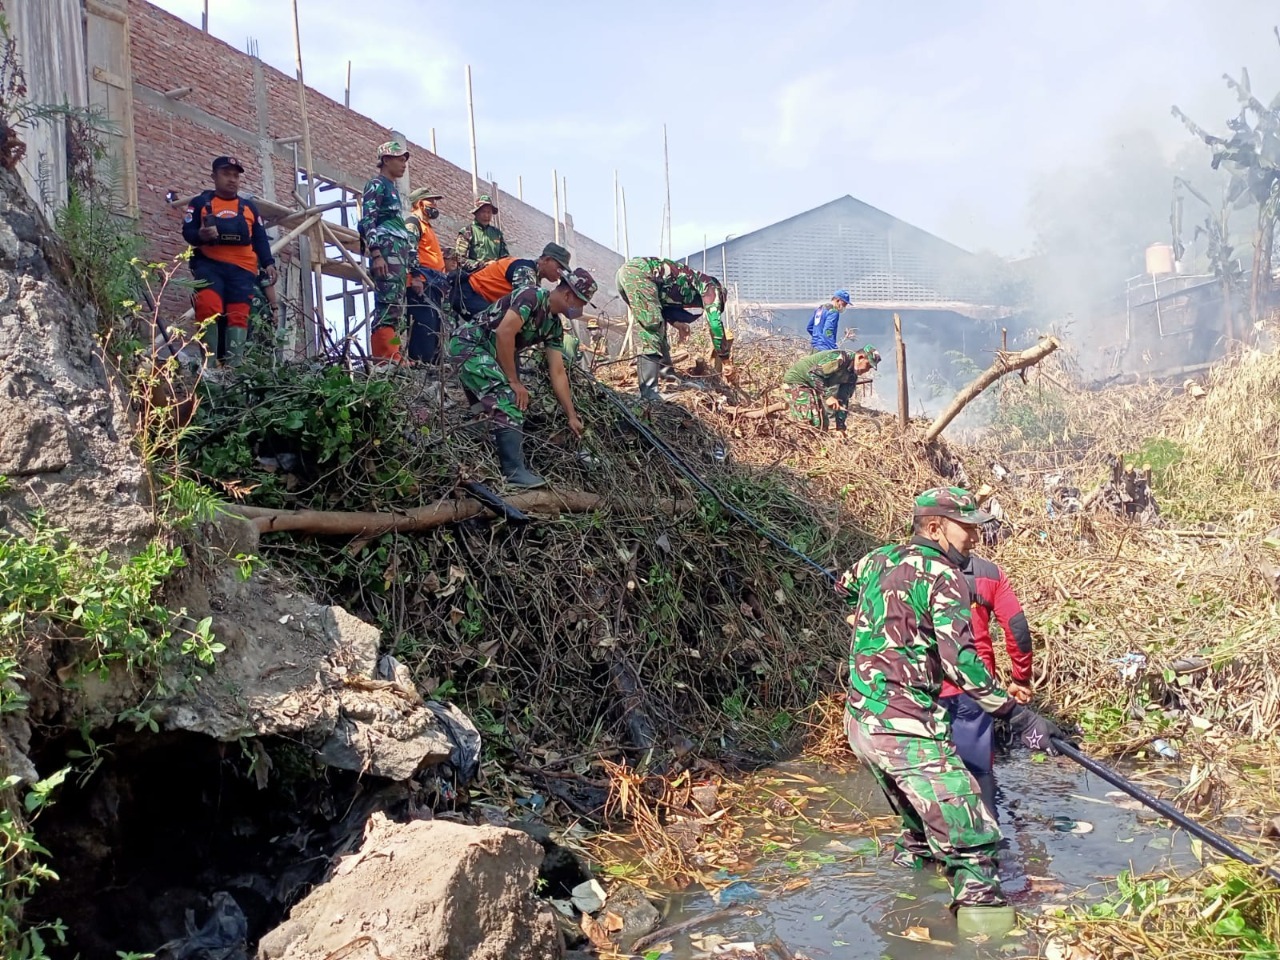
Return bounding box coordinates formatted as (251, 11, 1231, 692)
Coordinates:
(923, 337, 1061, 443)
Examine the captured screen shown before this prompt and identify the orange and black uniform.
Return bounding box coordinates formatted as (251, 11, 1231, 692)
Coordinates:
(182, 191, 274, 356)
(459, 257, 536, 316)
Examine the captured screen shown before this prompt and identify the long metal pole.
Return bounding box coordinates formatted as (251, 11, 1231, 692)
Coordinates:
(552, 168, 561, 244)
(344, 60, 350, 108)
(517, 175, 523, 201)
(621, 184, 630, 259)
(465, 65, 479, 198)
(430, 127, 437, 155)
(1052, 738, 1280, 883)
(291, 0, 320, 356)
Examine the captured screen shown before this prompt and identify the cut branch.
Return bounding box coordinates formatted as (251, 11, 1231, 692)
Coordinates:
(923, 337, 1061, 443)
(226, 489, 691, 538)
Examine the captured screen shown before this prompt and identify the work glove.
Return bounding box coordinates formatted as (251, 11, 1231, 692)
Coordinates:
(1004, 703, 1069, 755)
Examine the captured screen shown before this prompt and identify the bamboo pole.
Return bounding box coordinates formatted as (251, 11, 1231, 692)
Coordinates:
(621, 184, 630, 258)
(894, 313, 908, 428)
(320, 220, 373, 286)
(291, 0, 321, 356)
(923, 337, 1061, 443)
(269, 213, 322, 256)
(430, 127, 437, 154)
(552, 168, 561, 244)
(517, 175, 523, 201)
(662, 123, 672, 257)
(465, 65, 479, 198)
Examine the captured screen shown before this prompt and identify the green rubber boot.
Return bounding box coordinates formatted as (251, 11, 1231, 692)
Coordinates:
(223, 325, 248, 367)
(955, 904, 1017, 939)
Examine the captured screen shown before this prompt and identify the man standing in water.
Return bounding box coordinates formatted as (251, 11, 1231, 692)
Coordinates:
(838, 486, 1067, 931)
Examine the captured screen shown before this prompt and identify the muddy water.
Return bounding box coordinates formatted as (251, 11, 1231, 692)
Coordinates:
(647, 754, 1192, 959)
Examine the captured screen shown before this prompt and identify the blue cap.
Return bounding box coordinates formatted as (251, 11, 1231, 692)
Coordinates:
(833, 289, 851, 303)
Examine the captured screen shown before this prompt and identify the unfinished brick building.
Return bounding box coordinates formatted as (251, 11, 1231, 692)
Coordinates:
(12, 0, 624, 344)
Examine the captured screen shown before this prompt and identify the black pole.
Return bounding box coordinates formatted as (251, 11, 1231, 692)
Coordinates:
(1052, 737, 1280, 883)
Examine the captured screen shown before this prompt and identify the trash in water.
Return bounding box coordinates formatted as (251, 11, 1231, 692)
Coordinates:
(1050, 817, 1094, 834)
(714, 880, 760, 905)
(1151, 738, 1180, 760)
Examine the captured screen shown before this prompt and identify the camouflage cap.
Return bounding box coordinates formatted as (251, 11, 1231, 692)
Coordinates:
(472, 193, 498, 213)
(561, 267, 598, 304)
(407, 186, 443, 203)
(860, 343, 882, 368)
(913, 486, 993, 525)
(540, 242, 571, 269)
(377, 139, 409, 159)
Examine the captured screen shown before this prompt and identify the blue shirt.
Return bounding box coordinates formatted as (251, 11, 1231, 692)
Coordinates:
(806, 301, 841, 351)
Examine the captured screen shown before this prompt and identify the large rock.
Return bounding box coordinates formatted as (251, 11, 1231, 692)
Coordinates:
(0, 168, 152, 553)
(257, 815, 562, 960)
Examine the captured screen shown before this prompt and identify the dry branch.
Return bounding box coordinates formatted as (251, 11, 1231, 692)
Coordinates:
(923, 337, 1061, 442)
(721, 400, 787, 419)
(228, 490, 693, 538)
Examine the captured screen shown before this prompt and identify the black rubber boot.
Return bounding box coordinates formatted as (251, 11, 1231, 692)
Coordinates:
(492, 427, 546, 489)
(637, 354, 668, 402)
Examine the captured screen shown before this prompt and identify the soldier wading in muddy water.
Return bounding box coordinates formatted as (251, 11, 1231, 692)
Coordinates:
(838, 486, 1071, 932)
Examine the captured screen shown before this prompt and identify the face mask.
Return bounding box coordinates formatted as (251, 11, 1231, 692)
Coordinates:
(945, 543, 969, 566)
(425, 207, 440, 220)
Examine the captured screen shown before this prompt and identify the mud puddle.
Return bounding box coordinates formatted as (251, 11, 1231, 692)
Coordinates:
(639, 754, 1193, 959)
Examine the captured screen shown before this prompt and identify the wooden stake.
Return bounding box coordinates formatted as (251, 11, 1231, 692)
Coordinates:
(894, 312, 908, 429)
(923, 337, 1061, 443)
(1001, 326, 1008, 351)
(465, 65, 479, 198)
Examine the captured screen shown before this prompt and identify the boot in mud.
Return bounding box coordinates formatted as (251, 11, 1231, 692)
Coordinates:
(636, 354, 670, 402)
(493, 427, 546, 489)
(955, 904, 1017, 938)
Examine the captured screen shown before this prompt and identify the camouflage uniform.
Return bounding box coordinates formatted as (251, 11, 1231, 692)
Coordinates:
(453, 195, 509, 271)
(359, 173, 419, 333)
(838, 487, 1015, 908)
(615, 257, 729, 359)
(783, 350, 858, 429)
(448, 286, 564, 427)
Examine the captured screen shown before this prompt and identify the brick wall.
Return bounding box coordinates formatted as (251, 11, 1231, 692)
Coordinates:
(126, 0, 623, 316)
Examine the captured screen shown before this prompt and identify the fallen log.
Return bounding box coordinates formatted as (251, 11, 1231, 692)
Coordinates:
(923, 337, 1061, 443)
(721, 400, 787, 419)
(227, 490, 693, 538)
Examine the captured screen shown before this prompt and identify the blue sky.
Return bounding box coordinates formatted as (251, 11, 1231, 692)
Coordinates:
(154, 0, 1280, 258)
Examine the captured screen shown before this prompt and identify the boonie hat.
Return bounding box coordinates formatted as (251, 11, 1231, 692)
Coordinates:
(541, 242, 571, 269)
(212, 156, 245, 174)
(913, 486, 993, 525)
(407, 187, 443, 203)
(473, 193, 498, 214)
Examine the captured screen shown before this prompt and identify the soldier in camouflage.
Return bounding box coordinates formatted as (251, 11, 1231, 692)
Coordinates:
(359, 140, 424, 362)
(448, 267, 598, 488)
(782, 345, 880, 431)
(453, 194, 509, 272)
(615, 257, 733, 402)
(838, 486, 1068, 924)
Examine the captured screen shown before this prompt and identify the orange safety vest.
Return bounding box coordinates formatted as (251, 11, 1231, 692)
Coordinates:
(415, 216, 444, 271)
(468, 257, 521, 302)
